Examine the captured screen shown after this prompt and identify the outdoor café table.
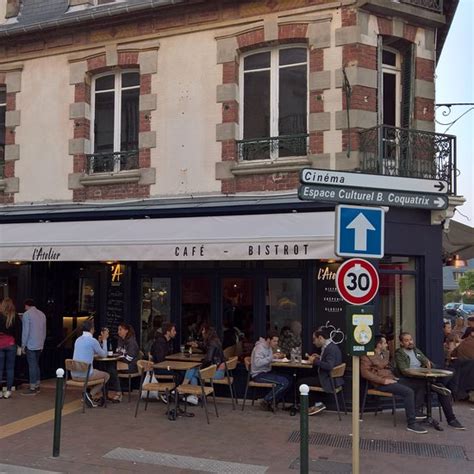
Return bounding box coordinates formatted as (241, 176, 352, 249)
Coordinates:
(93, 355, 121, 399)
(404, 367, 453, 431)
(272, 359, 313, 416)
(154, 360, 201, 418)
(165, 352, 205, 363)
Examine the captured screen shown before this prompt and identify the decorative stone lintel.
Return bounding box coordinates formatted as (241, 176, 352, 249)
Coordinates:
(431, 195, 466, 226)
(230, 157, 311, 176)
(78, 169, 142, 187)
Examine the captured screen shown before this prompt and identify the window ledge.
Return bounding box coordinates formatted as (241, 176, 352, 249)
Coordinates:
(231, 157, 311, 176)
(79, 169, 141, 186)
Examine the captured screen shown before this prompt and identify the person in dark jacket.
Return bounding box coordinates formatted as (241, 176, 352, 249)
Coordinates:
(116, 323, 140, 372)
(298, 327, 343, 416)
(150, 322, 183, 385)
(0, 298, 22, 399)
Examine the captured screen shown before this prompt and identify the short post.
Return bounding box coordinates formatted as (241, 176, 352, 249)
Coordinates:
(299, 384, 309, 474)
(52, 368, 64, 458)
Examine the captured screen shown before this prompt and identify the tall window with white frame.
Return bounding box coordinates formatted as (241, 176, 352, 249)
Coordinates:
(0, 87, 6, 179)
(239, 46, 308, 161)
(90, 70, 140, 173)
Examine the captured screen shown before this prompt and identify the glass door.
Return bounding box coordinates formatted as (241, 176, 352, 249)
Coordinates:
(181, 277, 211, 344)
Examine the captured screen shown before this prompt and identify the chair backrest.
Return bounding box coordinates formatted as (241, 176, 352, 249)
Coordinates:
(330, 363, 346, 379)
(137, 359, 154, 374)
(226, 356, 238, 371)
(65, 359, 89, 375)
(223, 345, 236, 359)
(199, 364, 217, 383)
(244, 356, 251, 372)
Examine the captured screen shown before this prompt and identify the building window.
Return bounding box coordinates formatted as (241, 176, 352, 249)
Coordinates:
(89, 70, 139, 173)
(453, 272, 464, 282)
(0, 87, 5, 179)
(239, 46, 308, 161)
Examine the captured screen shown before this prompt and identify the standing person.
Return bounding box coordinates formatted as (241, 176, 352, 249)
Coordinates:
(250, 330, 291, 412)
(361, 335, 427, 433)
(72, 321, 110, 407)
(298, 327, 344, 416)
(184, 326, 226, 405)
(21, 299, 46, 395)
(0, 298, 22, 399)
(395, 332, 465, 430)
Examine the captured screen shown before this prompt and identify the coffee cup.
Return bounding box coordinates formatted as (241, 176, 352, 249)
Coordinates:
(107, 351, 113, 356)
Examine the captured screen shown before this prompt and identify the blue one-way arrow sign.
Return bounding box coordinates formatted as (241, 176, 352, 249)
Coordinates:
(336, 205, 385, 259)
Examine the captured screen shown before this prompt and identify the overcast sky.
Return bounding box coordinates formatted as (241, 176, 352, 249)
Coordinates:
(436, 0, 474, 226)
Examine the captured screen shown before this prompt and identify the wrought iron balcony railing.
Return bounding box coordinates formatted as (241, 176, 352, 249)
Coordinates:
(85, 150, 139, 174)
(237, 134, 309, 161)
(359, 125, 456, 194)
(400, 0, 443, 13)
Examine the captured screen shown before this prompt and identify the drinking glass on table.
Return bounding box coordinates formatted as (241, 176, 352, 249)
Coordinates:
(180, 344, 185, 354)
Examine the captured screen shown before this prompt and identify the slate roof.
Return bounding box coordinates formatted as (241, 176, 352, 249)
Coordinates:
(0, 0, 184, 36)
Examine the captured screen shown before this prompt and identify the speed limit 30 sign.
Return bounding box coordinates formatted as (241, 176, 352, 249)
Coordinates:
(336, 258, 379, 305)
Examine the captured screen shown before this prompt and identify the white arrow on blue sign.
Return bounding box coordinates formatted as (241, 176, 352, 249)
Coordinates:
(335, 205, 385, 259)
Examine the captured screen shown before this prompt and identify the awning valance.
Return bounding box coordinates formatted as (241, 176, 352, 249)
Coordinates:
(0, 212, 336, 262)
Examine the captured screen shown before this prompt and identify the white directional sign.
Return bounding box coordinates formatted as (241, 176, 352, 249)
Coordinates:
(300, 168, 448, 195)
(336, 258, 379, 306)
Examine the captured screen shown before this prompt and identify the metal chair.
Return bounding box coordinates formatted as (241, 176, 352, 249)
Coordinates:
(212, 356, 239, 409)
(117, 351, 144, 402)
(241, 356, 276, 412)
(361, 381, 397, 426)
(176, 364, 219, 424)
(64, 359, 107, 413)
(134, 360, 175, 418)
(307, 363, 347, 421)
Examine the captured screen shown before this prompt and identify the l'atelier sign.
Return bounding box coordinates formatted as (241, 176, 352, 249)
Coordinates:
(32, 247, 61, 261)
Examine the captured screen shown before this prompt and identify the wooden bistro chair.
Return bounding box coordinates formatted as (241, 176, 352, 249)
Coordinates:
(307, 363, 347, 421)
(117, 351, 144, 402)
(241, 356, 276, 413)
(176, 364, 219, 424)
(223, 345, 236, 359)
(212, 356, 239, 409)
(64, 359, 107, 413)
(134, 360, 175, 418)
(361, 381, 398, 426)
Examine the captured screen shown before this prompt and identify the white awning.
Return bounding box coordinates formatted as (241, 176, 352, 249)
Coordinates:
(0, 212, 336, 262)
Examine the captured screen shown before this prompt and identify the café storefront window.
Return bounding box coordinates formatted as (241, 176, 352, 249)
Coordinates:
(379, 257, 417, 358)
(266, 278, 302, 357)
(141, 277, 171, 352)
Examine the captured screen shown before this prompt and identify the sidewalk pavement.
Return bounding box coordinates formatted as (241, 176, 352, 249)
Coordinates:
(0, 384, 473, 473)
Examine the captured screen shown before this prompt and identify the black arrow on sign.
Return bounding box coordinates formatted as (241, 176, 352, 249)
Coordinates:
(434, 181, 445, 192)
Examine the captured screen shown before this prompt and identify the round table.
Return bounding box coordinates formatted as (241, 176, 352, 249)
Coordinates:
(404, 368, 453, 431)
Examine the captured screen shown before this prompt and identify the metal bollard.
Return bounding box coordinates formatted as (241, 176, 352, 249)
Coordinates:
(299, 384, 309, 474)
(52, 368, 64, 458)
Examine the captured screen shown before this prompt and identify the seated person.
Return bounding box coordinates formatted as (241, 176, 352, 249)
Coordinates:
(103, 323, 140, 402)
(444, 333, 460, 364)
(395, 332, 465, 430)
(462, 316, 474, 337)
(361, 335, 427, 434)
(298, 328, 344, 416)
(184, 326, 226, 405)
(450, 327, 474, 402)
(150, 322, 183, 388)
(443, 321, 452, 341)
(250, 330, 291, 412)
(72, 321, 110, 407)
(452, 316, 466, 339)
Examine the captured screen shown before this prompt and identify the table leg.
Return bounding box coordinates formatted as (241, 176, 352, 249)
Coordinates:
(281, 370, 299, 416)
(424, 379, 443, 431)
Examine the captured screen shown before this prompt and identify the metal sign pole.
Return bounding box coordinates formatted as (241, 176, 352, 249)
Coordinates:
(352, 356, 360, 474)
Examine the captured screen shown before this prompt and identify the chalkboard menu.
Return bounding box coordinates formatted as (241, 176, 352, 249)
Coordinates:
(315, 262, 347, 356)
(105, 264, 126, 338)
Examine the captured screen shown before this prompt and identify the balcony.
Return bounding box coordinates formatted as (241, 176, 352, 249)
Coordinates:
(359, 125, 456, 194)
(400, 0, 443, 13)
(236, 134, 308, 161)
(85, 150, 139, 174)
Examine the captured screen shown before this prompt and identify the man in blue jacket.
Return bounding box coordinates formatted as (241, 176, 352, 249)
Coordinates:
(298, 327, 344, 415)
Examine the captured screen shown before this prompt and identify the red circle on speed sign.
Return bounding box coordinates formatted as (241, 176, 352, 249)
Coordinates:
(336, 258, 379, 305)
